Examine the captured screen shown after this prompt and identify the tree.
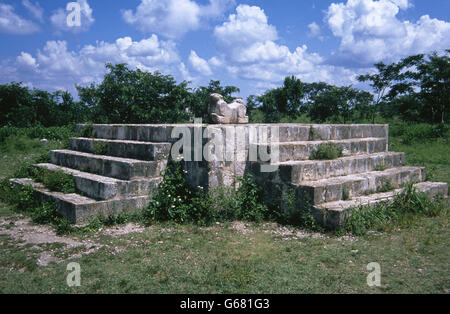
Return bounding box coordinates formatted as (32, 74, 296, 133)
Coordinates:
(416, 51, 449, 123)
(77, 63, 194, 124)
(0, 82, 88, 127)
(357, 54, 424, 123)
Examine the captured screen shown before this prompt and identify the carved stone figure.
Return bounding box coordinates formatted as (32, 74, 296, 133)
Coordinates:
(208, 93, 249, 124)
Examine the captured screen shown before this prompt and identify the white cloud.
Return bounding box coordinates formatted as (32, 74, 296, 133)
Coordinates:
(188, 51, 213, 76)
(0, 35, 187, 92)
(326, 0, 450, 66)
(123, 0, 235, 39)
(50, 0, 94, 33)
(0, 3, 40, 34)
(22, 0, 44, 23)
(308, 22, 322, 39)
(17, 52, 38, 69)
(207, 4, 358, 90)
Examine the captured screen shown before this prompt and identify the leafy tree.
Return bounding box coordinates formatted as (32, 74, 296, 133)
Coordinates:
(359, 51, 449, 124)
(307, 84, 372, 123)
(77, 63, 194, 124)
(357, 54, 424, 123)
(0, 82, 89, 127)
(416, 51, 449, 123)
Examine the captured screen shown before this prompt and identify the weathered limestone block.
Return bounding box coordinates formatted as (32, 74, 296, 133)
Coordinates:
(209, 93, 249, 124)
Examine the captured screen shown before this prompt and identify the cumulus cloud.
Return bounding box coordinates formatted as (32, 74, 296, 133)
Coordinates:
(0, 3, 40, 34)
(188, 51, 213, 76)
(326, 0, 450, 66)
(308, 22, 323, 40)
(204, 4, 359, 90)
(17, 52, 38, 69)
(22, 0, 44, 23)
(0, 35, 189, 92)
(50, 0, 94, 33)
(122, 0, 235, 39)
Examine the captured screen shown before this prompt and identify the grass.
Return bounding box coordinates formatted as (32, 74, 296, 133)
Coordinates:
(390, 136, 450, 184)
(310, 143, 344, 160)
(0, 130, 448, 294)
(0, 216, 448, 293)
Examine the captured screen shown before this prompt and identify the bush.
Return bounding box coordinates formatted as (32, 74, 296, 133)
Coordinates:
(390, 122, 449, 144)
(235, 175, 269, 223)
(145, 161, 215, 226)
(310, 143, 344, 160)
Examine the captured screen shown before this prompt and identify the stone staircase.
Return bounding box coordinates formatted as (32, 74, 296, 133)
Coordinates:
(11, 132, 171, 224)
(249, 125, 447, 228)
(10, 123, 447, 227)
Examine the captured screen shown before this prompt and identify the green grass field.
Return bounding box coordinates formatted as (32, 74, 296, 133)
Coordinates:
(0, 134, 448, 294)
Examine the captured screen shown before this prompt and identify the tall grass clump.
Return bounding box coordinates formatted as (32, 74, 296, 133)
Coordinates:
(341, 183, 448, 236)
(310, 143, 344, 160)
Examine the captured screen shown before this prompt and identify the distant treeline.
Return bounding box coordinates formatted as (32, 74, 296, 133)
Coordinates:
(0, 51, 448, 128)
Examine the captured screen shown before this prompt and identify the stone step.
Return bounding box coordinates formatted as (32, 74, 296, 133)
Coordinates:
(69, 137, 171, 161)
(254, 137, 388, 162)
(35, 163, 161, 201)
(312, 182, 448, 228)
(9, 178, 151, 224)
(277, 152, 406, 183)
(75, 123, 388, 143)
(50, 150, 166, 180)
(295, 166, 425, 205)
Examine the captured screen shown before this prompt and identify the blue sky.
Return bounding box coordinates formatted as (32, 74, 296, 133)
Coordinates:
(0, 0, 449, 100)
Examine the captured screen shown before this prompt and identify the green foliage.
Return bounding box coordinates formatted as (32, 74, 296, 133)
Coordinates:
(33, 168, 76, 194)
(374, 161, 388, 172)
(390, 122, 448, 144)
(0, 83, 90, 127)
(77, 63, 194, 124)
(235, 175, 269, 223)
(145, 161, 215, 226)
(310, 143, 344, 160)
(0, 125, 75, 143)
(377, 179, 395, 193)
(93, 141, 108, 155)
(342, 183, 448, 236)
(342, 187, 350, 201)
(80, 124, 95, 138)
(145, 163, 270, 226)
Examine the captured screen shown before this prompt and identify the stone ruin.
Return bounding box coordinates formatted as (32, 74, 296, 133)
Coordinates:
(208, 93, 249, 124)
(10, 94, 448, 228)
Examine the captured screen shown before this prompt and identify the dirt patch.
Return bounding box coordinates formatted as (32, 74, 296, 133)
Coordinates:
(229, 221, 253, 234)
(0, 217, 102, 266)
(101, 223, 146, 237)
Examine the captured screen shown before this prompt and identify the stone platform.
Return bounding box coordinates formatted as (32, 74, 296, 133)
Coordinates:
(11, 123, 448, 227)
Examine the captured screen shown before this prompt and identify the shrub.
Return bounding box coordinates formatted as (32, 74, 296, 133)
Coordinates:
(145, 161, 215, 226)
(390, 122, 449, 144)
(310, 143, 344, 160)
(235, 175, 269, 223)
